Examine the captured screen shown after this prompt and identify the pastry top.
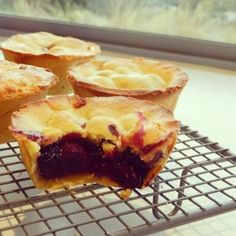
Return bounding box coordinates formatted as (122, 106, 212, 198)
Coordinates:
(0, 60, 58, 100)
(10, 95, 179, 162)
(68, 57, 188, 95)
(1, 32, 101, 59)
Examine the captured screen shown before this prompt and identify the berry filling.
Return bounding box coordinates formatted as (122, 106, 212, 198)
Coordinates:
(37, 133, 153, 188)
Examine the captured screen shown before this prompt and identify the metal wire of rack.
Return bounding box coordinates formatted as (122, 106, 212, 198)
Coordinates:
(0, 124, 236, 236)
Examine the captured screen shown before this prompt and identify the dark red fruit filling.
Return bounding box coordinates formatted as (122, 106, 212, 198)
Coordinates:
(37, 133, 155, 188)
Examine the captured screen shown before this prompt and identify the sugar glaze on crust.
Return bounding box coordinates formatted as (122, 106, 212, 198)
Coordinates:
(10, 95, 179, 192)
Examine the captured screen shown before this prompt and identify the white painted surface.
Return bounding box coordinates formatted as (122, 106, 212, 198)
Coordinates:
(175, 63, 236, 155)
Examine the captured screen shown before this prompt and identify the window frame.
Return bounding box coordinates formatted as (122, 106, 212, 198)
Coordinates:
(0, 14, 235, 70)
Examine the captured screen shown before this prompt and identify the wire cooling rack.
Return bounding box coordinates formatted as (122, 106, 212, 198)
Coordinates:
(0, 124, 236, 236)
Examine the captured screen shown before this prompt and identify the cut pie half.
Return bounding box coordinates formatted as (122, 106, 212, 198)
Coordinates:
(68, 57, 188, 111)
(10, 95, 179, 192)
(0, 60, 58, 144)
(1, 32, 101, 94)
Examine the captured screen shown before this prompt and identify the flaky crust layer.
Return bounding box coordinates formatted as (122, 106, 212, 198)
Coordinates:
(10, 95, 179, 190)
(68, 57, 188, 110)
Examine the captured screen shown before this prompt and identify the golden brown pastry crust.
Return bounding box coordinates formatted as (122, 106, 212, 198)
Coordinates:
(0, 60, 58, 144)
(68, 57, 188, 110)
(1, 32, 101, 94)
(10, 95, 179, 190)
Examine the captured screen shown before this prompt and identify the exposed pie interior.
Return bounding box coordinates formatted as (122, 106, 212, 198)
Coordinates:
(10, 95, 179, 191)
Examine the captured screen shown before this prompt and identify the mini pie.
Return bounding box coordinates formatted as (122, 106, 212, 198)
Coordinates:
(68, 57, 188, 111)
(1, 32, 101, 95)
(9, 95, 179, 192)
(0, 60, 58, 144)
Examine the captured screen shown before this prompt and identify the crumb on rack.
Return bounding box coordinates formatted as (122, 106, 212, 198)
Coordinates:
(120, 188, 132, 199)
